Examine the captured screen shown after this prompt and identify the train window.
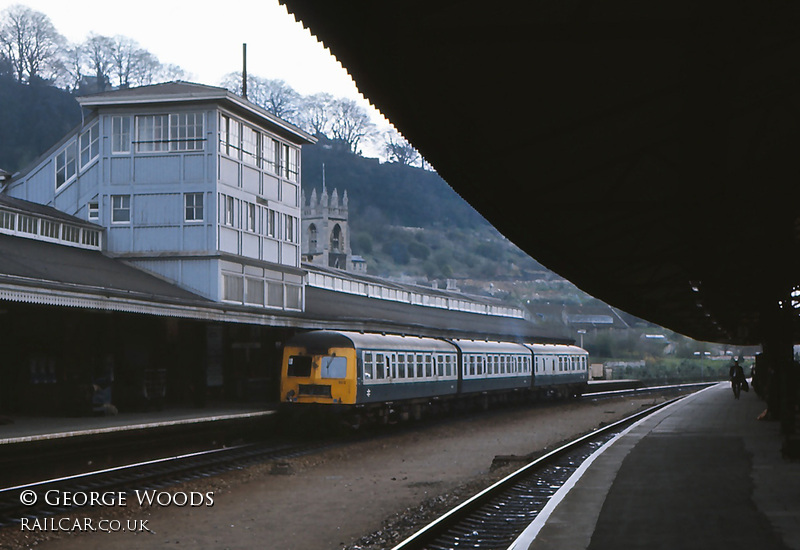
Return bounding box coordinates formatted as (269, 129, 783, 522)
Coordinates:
(320, 356, 347, 379)
(425, 355, 433, 377)
(416, 354, 424, 377)
(375, 353, 386, 379)
(500, 356, 507, 374)
(436, 355, 444, 377)
(363, 352, 373, 380)
(287, 356, 312, 377)
(445, 355, 452, 377)
(396, 354, 406, 378)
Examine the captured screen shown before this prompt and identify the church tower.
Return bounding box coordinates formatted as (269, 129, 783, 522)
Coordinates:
(302, 175, 365, 272)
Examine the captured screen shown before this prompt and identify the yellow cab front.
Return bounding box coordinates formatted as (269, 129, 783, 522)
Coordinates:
(281, 345, 358, 405)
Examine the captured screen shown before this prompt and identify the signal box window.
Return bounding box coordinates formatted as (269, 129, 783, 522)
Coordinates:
(185, 193, 204, 222)
(111, 195, 131, 223)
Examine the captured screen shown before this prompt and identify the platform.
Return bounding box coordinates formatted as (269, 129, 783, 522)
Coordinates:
(0, 405, 274, 445)
(516, 382, 800, 550)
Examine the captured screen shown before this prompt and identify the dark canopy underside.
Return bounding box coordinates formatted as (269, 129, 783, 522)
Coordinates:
(280, 1, 800, 346)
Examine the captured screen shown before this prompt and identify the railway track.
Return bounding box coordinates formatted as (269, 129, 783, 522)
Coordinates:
(390, 394, 684, 550)
(0, 439, 331, 529)
(0, 383, 712, 535)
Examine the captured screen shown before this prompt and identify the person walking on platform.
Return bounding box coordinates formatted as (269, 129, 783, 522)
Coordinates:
(730, 358, 746, 399)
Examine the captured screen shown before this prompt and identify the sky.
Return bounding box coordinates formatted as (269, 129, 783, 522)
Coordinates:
(0, 0, 392, 132)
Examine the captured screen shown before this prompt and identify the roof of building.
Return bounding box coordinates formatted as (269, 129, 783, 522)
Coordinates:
(302, 285, 567, 343)
(0, 194, 99, 229)
(0, 232, 209, 305)
(0, 226, 565, 342)
(304, 262, 521, 310)
(567, 314, 616, 325)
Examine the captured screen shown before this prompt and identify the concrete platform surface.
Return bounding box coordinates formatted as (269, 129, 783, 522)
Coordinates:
(0, 405, 273, 445)
(517, 382, 800, 550)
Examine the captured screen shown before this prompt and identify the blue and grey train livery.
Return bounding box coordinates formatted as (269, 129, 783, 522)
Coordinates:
(280, 330, 588, 421)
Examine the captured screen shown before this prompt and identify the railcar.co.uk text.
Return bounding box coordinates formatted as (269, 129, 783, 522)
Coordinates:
(17, 489, 214, 533)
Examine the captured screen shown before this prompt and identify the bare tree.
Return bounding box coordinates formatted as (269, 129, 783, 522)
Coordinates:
(218, 70, 381, 155)
(220, 72, 301, 123)
(258, 78, 300, 120)
(0, 5, 65, 83)
(383, 128, 421, 166)
(108, 35, 140, 88)
(330, 98, 375, 154)
(0, 51, 13, 79)
(83, 33, 114, 90)
(219, 71, 245, 95)
(55, 43, 84, 90)
(155, 62, 187, 83)
(297, 92, 335, 137)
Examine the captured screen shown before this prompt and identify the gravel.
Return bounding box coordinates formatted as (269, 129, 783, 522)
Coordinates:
(0, 394, 667, 550)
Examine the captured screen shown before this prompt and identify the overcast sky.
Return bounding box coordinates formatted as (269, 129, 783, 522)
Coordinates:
(0, 0, 391, 129)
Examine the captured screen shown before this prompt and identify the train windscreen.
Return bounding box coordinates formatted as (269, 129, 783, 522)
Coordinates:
(287, 355, 312, 377)
(320, 356, 347, 379)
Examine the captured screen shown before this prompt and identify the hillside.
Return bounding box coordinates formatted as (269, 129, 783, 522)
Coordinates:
(301, 138, 583, 298)
(0, 77, 82, 174)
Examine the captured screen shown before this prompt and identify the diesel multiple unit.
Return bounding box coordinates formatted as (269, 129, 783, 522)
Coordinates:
(280, 330, 588, 422)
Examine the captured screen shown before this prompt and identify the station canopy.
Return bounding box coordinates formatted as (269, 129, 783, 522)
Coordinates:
(280, 1, 800, 346)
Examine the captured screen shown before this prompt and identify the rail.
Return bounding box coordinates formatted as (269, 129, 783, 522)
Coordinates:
(391, 395, 684, 550)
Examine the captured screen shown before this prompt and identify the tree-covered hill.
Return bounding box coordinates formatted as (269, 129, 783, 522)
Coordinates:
(302, 136, 489, 230)
(301, 137, 555, 286)
(0, 76, 82, 174)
